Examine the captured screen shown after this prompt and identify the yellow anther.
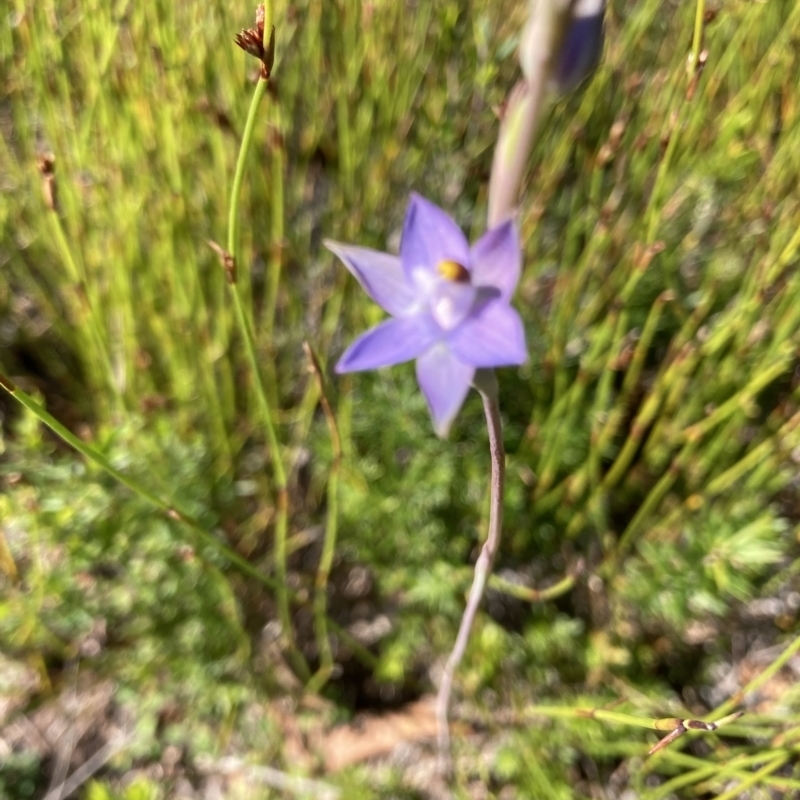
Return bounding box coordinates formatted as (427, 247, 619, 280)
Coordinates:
(437, 259, 470, 283)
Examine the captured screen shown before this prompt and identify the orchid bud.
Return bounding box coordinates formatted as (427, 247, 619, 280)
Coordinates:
(518, 0, 572, 86)
(551, 0, 606, 94)
(488, 0, 606, 225)
(519, 0, 605, 92)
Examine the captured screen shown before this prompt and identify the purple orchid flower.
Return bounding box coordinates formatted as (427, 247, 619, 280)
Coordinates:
(326, 194, 527, 437)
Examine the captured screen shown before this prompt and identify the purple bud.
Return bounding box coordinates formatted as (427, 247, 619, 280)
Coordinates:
(489, 0, 606, 224)
(552, 0, 605, 94)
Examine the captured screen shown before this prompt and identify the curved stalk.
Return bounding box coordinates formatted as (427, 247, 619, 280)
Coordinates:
(436, 370, 504, 777)
(225, 6, 310, 680)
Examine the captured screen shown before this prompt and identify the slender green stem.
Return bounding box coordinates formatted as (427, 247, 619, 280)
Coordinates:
(528, 705, 738, 735)
(706, 409, 800, 496)
(643, 105, 688, 243)
(683, 355, 792, 441)
(226, 293, 285, 495)
(227, 282, 306, 676)
(487, 570, 575, 603)
(689, 0, 706, 77)
(227, 77, 269, 267)
(305, 344, 342, 694)
(306, 464, 339, 693)
(226, 50, 309, 680)
(530, 706, 666, 730)
(264, 101, 285, 341)
(262, 0, 274, 45)
(648, 752, 785, 800)
(713, 755, 789, 800)
(712, 632, 800, 719)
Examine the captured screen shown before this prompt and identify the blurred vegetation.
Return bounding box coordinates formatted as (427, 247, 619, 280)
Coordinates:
(2, 0, 800, 797)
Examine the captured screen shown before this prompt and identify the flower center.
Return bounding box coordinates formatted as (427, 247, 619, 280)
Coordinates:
(437, 259, 470, 283)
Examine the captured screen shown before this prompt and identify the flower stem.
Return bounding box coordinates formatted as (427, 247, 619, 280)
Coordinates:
(487, 75, 547, 228)
(304, 342, 343, 694)
(226, 52, 310, 679)
(262, 0, 274, 46)
(436, 370, 504, 778)
(227, 77, 269, 267)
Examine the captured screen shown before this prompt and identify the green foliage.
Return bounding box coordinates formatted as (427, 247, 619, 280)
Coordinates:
(622, 502, 788, 630)
(84, 778, 162, 800)
(2, 0, 800, 797)
(0, 751, 43, 800)
(0, 415, 253, 728)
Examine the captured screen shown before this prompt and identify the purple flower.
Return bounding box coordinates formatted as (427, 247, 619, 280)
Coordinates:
(326, 194, 527, 437)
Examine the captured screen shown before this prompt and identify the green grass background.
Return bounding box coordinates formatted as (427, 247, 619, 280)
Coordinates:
(2, 0, 800, 797)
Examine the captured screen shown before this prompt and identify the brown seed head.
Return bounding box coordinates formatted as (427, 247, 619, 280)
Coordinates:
(234, 5, 275, 79)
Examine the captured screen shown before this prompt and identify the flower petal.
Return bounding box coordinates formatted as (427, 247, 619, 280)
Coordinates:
(448, 301, 527, 368)
(429, 280, 477, 332)
(335, 315, 439, 373)
(400, 193, 470, 281)
(415, 345, 475, 438)
(325, 239, 417, 317)
(469, 220, 522, 301)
